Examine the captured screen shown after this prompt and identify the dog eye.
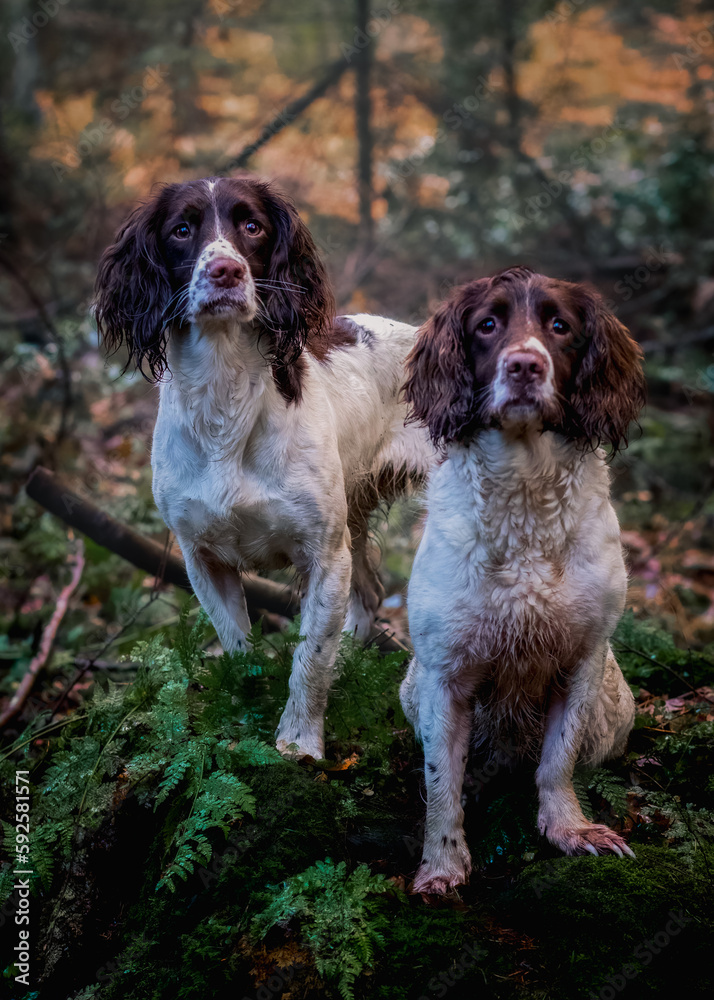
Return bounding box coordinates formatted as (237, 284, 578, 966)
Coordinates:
(552, 317, 571, 334)
(173, 223, 191, 240)
(476, 317, 496, 334)
(244, 220, 262, 236)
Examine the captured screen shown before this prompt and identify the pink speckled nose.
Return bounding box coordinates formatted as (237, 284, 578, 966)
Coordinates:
(207, 257, 245, 288)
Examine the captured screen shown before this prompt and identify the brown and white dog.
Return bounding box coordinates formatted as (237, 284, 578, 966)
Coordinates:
(399, 266, 646, 894)
(94, 176, 433, 760)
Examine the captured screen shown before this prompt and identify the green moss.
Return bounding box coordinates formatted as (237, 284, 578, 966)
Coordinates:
(1, 608, 713, 1000)
(511, 846, 714, 998)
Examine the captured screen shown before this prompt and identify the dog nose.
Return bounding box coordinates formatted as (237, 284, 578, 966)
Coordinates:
(207, 257, 245, 288)
(505, 351, 545, 381)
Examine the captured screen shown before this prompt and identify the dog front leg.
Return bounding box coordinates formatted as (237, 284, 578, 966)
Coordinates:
(536, 647, 635, 858)
(181, 545, 251, 653)
(404, 663, 475, 894)
(276, 538, 352, 760)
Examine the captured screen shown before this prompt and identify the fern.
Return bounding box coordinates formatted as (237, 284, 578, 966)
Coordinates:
(571, 770, 594, 821)
(148, 731, 280, 891)
(634, 786, 714, 863)
(31, 819, 74, 888)
(219, 736, 282, 769)
(191, 619, 298, 741)
(154, 752, 194, 806)
(174, 605, 212, 674)
(1, 610, 287, 914)
(329, 635, 407, 742)
(251, 858, 397, 1000)
(41, 737, 103, 819)
(614, 610, 714, 693)
(157, 767, 257, 892)
(587, 768, 629, 818)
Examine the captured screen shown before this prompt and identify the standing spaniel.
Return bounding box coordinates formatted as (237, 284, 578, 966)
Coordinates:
(400, 266, 645, 894)
(94, 176, 432, 761)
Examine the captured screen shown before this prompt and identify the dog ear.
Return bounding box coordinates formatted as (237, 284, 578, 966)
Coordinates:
(570, 289, 646, 453)
(93, 195, 173, 381)
(258, 190, 335, 402)
(403, 292, 476, 446)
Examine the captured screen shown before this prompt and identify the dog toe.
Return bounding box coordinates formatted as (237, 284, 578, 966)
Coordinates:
(553, 823, 634, 858)
(413, 868, 468, 896)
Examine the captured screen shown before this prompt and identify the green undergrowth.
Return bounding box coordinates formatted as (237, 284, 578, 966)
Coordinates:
(615, 609, 714, 693)
(0, 609, 713, 999)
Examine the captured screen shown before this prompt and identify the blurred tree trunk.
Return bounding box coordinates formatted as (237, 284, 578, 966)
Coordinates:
(501, 0, 520, 149)
(499, 0, 595, 262)
(9, 0, 41, 122)
(172, 1, 207, 141)
(355, 0, 374, 251)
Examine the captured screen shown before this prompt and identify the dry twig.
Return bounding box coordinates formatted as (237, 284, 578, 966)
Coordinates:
(0, 539, 85, 729)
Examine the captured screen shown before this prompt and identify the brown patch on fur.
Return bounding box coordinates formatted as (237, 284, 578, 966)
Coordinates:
(452, 612, 591, 759)
(308, 316, 367, 362)
(348, 462, 426, 535)
(402, 291, 478, 446)
(345, 461, 427, 620)
(271, 351, 307, 404)
(566, 285, 647, 452)
(346, 476, 384, 622)
(374, 461, 426, 503)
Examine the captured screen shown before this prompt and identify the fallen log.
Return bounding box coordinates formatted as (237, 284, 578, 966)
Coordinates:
(24, 465, 298, 615)
(24, 466, 407, 652)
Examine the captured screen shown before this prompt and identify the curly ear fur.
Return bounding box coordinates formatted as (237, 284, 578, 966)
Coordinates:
(403, 290, 476, 446)
(258, 187, 335, 403)
(93, 195, 172, 381)
(570, 289, 646, 453)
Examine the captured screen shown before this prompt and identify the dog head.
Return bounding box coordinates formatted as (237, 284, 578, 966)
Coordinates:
(93, 175, 334, 401)
(403, 266, 646, 452)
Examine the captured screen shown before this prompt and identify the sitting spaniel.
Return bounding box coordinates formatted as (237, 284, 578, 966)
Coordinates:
(94, 175, 433, 761)
(399, 266, 646, 894)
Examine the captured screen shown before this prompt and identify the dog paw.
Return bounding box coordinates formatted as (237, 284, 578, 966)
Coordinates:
(549, 823, 635, 859)
(413, 864, 469, 896)
(412, 841, 472, 896)
(276, 738, 322, 762)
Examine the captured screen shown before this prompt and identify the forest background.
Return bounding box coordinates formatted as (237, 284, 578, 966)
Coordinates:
(2, 2, 714, 998)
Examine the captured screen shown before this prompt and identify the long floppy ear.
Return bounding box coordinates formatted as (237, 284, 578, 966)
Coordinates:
(258, 188, 335, 401)
(570, 289, 646, 453)
(93, 196, 172, 381)
(403, 291, 475, 446)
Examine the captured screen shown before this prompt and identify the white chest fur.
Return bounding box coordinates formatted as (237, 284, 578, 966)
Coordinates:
(151, 323, 341, 574)
(408, 428, 627, 678)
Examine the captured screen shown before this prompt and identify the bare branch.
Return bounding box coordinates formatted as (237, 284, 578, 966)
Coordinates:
(223, 59, 349, 171)
(0, 539, 85, 729)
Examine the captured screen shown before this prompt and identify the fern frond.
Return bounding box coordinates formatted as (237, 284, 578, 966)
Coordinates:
(588, 768, 629, 818)
(155, 754, 193, 807)
(251, 859, 395, 1000)
(571, 769, 594, 821)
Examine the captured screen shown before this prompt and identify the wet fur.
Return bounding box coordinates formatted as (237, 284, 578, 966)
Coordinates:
(94, 176, 434, 761)
(400, 268, 643, 893)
